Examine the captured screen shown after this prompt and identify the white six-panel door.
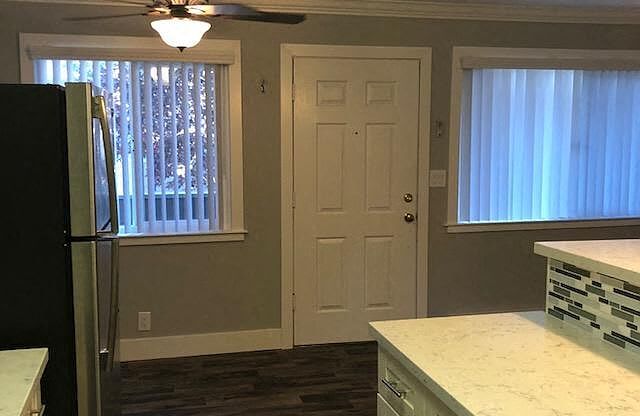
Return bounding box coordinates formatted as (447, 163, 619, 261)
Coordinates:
(293, 57, 421, 345)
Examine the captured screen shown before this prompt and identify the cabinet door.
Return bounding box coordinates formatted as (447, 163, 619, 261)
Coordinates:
(378, 347, 459, 416)
(425, 391, 458, 416)
(378, 394, 401, 416)
(378, 349, 427, 416)
(22, 380, 44, 416)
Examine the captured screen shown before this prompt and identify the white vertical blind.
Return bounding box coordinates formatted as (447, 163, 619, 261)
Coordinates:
(131, 62, 145, 232)
(118, 61, 133, 233)
(156, 63, 167, 233)
(169, 63, 180, 233)
(181, 65, 193, 232)
(205, 65, 218, 231)
(34, 58, 221, 234)
(143, 62, 156, 233)
(194, 63, 205, 229)
(458, 68, 640, 223)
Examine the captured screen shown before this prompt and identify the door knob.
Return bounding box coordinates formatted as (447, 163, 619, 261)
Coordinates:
(403, 193, 413, 203)
(404, 213, 415, 223)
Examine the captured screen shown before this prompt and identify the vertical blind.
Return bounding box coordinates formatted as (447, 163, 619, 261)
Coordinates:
(35, 59, 221, 234)
(458, 68, 640, 223)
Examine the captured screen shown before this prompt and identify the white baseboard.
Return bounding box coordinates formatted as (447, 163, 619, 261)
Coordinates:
(120, 328, 282, 362)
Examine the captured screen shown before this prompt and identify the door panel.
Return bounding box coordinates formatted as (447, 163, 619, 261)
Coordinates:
(293, 57, 420, 345)
(366, 124, 394, 210)
(365, 236, 393, 309)
(316, 238, 347, 311)
(316, 124, 347, 211)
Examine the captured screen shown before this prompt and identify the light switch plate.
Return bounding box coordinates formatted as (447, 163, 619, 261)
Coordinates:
(429, 170, 447, 188)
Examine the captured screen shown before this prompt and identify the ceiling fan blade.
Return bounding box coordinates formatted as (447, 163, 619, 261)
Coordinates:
(103, 0, 152, 5)
(64, 12, 152, 21)
(186, 4, 259, 16)
(222, 12, 306, 24)
(108, 0, 158, 7)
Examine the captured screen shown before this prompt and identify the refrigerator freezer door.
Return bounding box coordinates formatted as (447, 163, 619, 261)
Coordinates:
(96, 236, 121, 416)
(70, 241, 101, 416)
(96, 237, 120, 370)
(72, 237, 121, 416)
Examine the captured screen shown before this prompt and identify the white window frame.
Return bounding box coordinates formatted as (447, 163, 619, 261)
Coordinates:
(19, 33, 246, 245)
(448, 46, 640, 233)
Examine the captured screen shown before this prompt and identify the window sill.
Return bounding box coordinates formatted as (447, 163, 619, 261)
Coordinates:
(119, 230, 248, 246)
(446, 218, 640, 233)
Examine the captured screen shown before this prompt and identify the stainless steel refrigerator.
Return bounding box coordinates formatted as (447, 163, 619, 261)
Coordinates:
(0, 82, 120, 416)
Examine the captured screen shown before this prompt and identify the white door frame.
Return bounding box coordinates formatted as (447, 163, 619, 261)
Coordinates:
(280, 44, 432, 349)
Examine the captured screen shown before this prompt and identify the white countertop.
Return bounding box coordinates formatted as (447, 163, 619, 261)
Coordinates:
(0, 348, 48, 416)
(534, 239, 640, 285)
(369, 312, 640, 416)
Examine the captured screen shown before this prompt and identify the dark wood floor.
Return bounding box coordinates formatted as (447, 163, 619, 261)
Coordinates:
(121, 342, 378, 416)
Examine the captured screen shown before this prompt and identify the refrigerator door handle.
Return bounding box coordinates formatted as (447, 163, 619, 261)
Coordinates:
(92, 95, 119, 235)
(99, 348, 109, 372)
(105, 237, 120, 372)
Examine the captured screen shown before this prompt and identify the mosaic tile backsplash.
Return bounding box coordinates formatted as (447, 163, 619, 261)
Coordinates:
(546, 258, 640, 355)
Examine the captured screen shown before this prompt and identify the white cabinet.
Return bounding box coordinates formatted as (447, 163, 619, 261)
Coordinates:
(377, 347, 457, 416)
(378, 394, 401, 416)
(0, 348, 48, 416)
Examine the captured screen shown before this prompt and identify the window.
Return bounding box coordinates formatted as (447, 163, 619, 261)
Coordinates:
(21, 34, 245, 242)
(449, 47, 640, 230)
(35, 59, 220, 234)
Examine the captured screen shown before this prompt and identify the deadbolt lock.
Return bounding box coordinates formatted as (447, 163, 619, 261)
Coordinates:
(403, 193, 413, 203)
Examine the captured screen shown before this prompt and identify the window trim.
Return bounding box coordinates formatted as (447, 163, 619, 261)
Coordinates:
(119, 230, 247, 246)
(448, 46, 640, 233)
(446, 218, 640, 234)
(20, 33, 245, 243)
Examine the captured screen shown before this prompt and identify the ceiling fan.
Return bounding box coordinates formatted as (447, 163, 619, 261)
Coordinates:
(66, 0, 306, 51)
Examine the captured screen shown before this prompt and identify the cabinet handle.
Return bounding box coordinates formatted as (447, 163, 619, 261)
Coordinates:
(381, 378, 407, 399)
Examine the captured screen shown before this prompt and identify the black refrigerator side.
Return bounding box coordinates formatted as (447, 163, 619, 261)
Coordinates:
(0, 84, 78, 416)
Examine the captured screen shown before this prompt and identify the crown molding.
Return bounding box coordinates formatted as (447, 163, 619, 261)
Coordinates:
(244, 0, 640, 24)
(8, 0, 640, 24)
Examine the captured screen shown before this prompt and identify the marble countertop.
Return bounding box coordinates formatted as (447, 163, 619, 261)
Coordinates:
(0, 348, 48, 416)
(369, 311, 640, 416)
(534, 239, 640, 285)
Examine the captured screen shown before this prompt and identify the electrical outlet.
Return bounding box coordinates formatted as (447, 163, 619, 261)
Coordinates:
(137, 312, 151, 331)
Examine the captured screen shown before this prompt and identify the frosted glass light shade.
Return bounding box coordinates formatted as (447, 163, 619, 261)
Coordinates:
(151, 18, 211, 50)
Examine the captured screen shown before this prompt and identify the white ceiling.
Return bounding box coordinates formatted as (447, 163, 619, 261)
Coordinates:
(427, 0, 640, 6)
(93, 0, 640, 8)
(9, 0, 640, 24)
(11, 0, 640, 6)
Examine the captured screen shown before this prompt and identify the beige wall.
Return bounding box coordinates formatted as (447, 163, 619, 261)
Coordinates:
(3, 2, 639, 339)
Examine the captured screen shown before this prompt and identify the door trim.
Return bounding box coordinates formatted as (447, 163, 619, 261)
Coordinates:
(280, 44, 432, 348)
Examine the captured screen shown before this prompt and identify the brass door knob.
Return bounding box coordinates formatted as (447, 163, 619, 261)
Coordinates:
(404, 213, 415, 223)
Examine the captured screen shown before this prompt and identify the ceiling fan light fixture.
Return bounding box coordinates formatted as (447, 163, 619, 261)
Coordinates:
(151, 18, 211, 51)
